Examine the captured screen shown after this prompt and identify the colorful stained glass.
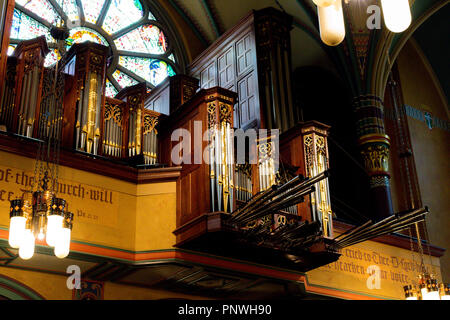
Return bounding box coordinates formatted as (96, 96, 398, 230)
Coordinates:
(118, 56, 175, 86)
(44, 49, 61, 67)
(56, 0, 80, 23)
(11, 9, 52, 42)
(67, 27, 108, 47)
(105, 79, 119, 97)
(80, 0, 106, 24)
(112, 70, 139, 88)
(7, 45, 16, 56)
(102, 0, 144, 35)
(114, 24, 167, 54)
(15, 0, 61, 25)
(168, 54, 175, 63)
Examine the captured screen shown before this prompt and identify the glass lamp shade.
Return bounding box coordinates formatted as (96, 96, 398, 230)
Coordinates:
(18, 229, 35, 260)
(46, 215, 64, 247)
(8, 216, 27, 249)
(440, 284, 450, 300)
(404, 285, 417, 300)
(54, 227, 71, 259)
(381, 0, 412, 33)
(46, 197, 67, 247)
(423, 290, 441, 300)
(318, 0, 346, 46)
(313, 0, 336, 7)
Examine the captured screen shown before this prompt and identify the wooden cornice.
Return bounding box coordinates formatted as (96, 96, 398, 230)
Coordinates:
(0, 132, 181, 184)
(333, 219, 446, 258)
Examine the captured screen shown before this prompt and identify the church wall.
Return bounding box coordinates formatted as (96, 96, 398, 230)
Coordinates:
(0, 151, 178, 253)
(395, 40, 450, 282)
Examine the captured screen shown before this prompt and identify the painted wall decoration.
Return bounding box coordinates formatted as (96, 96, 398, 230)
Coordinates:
(307, 237, 442, 300)
(73, 280, 104, 300)
(0, 163, 119, 228)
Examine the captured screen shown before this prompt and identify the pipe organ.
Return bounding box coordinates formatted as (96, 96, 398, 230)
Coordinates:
(66, 43, 109, 156)
(302, 123, 333, 238)
(235, 164, 253, 203)
(0, 38, 163, 167)
(103, 98, 125, 158)
(0, 56, 17, 130)
(142, 110, 159, 165)
(0, 37, 48, 137)
(208, 101, 235, 213)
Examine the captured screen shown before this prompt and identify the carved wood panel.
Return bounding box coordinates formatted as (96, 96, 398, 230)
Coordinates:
(189, 22, 260, 130)
(237, 71, 256, 128)
(200, 61, 217, 89)
(236, 33, 254, 77)
(218, 46, 235, 89)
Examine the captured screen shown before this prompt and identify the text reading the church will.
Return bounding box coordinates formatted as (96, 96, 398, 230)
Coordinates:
(0, 166, 119, 226)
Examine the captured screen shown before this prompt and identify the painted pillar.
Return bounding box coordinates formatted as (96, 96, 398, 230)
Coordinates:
(353, 95, 393, 221)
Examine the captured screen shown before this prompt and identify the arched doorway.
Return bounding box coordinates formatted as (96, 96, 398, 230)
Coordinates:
(0, 275, 45, 300)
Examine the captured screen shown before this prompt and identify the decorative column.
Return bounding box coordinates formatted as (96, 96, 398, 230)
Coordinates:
(353, 95, 394, 221)
(254, 7, 296, 132)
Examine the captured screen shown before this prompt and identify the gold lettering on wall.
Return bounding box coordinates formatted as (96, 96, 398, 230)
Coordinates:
(0, 165, 119, 228)
(307, 240, 442, 299)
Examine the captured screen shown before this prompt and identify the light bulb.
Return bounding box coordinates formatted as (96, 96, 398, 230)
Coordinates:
(18, 229, 35, 260)
(318, 0, 346, 46)
(46, 215, 63, 247)
(8, 216, 27, 249)
(421, 287, 428, 299)
(313, 0, 336, 7)
(423, 291, 440, 300)
(381, 0, 412, 33)
(54, 227, 71, 259)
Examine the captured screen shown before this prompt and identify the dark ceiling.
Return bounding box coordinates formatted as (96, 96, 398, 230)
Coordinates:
(413, 3, 450, 105)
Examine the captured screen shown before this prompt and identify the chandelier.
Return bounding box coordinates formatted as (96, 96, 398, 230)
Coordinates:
(313, 0, 412, 46)
(403, 222, 449, 300)
(7, 15, 73, 260)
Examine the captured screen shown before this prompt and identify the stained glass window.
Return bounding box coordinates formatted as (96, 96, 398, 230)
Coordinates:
(115, 24, 167, 54)
(11, 9, 52, 42)
(118, 56, 175, 86)
(103, 0, 144, 35)
(44, 49, 61, 67)
(105, 79, 119, 98)
(112, 70, 139, 88)
(80, 0, 106, 24)
(9, 0, 178, 94)
(15, 0, 60, 25)
(67, 27, 108, 47)
(56, 0, 80, 23)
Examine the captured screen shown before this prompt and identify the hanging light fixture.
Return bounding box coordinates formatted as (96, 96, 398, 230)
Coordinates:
(317, 0, 346, 46)
(313, 0, 412, 46)
(7, 6, 74, 260)
(380, 0, 412, 33)
(440, 284, 450, 300)
(313, 0, 336, 7)
(403, 221, 446, 300)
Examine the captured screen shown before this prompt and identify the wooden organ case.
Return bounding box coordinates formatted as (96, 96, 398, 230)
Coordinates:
(0, 7, 340, 273)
